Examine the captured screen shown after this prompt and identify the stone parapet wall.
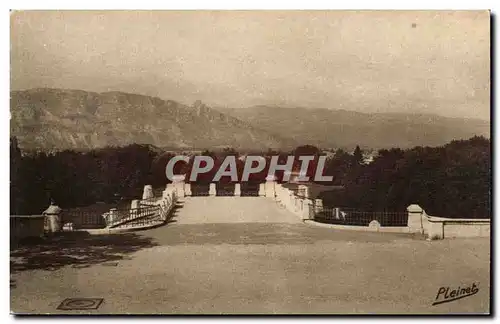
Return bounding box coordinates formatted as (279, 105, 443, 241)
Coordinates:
(10, 215, 46, 240)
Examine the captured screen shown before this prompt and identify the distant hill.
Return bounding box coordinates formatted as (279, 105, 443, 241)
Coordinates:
(10, 88, 489, 151)
(217, 106, 490, 149)
(10, 89, 295, 151)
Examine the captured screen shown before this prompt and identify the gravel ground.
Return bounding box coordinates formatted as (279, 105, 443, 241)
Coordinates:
(11, 197, 490, 314)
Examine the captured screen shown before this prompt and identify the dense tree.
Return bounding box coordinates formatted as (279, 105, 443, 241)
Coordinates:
(10, 144, 161, 214)
(353, 145, 363, 165)
(320, 136, 491, 218)
(293, 145, 320, 156)
(10, 137, 491, 218)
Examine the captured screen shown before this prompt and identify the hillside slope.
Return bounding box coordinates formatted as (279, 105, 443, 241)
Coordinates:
(10, 89, 295, 150)
(218, 106, 490, 149)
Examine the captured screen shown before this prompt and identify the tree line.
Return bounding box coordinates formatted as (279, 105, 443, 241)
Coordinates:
(320, 136, 490, 218)
(10, 137, 490, 218)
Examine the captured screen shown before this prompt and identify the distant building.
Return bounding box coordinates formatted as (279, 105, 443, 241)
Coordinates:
(362, 151, 377, 165)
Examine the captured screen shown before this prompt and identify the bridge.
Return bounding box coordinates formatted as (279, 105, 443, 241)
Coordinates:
(10, 180, 491, 314)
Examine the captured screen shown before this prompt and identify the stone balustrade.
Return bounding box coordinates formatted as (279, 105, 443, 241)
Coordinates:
(274, 182, 313, 221)
(406, 204, 490, 239)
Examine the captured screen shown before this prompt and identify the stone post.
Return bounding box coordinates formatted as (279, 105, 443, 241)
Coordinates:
(298, 184, 309, 198)
(258, 183, 266, 196)
(142, 185, 154, 200)
(314, 199, 324, 214)
(172, 175, 186, 198)
(162, 188, 171, 199)
(43, 203, 62, 233)
(184, 183, 192, 196)
(407, 204, 424, 234)
(265, 176, 276, 198)
(369, 220, 381, 232)
(288, 190, 294, 211)
(274, 183, 282, 202)
(234, 183, 241, 196)
(209, 183, 216, 196)
(302, 198, 313, 220)
(109, 208, 117, 224)
(427, 220, 444, 240)
(131, 199, 140, 209)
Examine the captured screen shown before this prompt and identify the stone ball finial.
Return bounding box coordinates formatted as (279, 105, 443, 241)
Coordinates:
(369, 220, 381, 229)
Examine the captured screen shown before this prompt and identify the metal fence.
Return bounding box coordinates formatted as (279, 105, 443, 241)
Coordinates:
(190, 184, 210, 196)
(110, 205, 162, 228)
(60, 210, 108, 229)
(60, 204, 162, 229)
(311, 205, 408, 227)
(216, 184, 236, 197)
(240, 183, 260, 197)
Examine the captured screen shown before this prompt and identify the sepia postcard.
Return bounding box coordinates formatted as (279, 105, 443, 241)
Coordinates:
(9, 10, 491, 315)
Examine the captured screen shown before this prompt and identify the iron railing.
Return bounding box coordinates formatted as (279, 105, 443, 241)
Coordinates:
(311, 205, 408, 227)
(216, 184, 236, 197)
(60, 204, 163, 230)
(240, 183, 260, 197)
(190, 184, 210, 196)
(60, 210, 108, 229)
(110, 205, 162, 228)
(108, 205, 161, 228)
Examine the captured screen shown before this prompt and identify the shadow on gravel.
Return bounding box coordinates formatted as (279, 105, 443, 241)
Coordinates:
(10, 201, 186, 274)
(10, 231, 159, 273)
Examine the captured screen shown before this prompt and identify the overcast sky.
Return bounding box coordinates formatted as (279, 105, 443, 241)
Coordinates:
(11, 11, 490, 120)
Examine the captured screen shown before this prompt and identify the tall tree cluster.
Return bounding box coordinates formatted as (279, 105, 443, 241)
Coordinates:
(10, 137, 491, 219)
(319, 136, 491, 218)
(10, 140, 161, 214)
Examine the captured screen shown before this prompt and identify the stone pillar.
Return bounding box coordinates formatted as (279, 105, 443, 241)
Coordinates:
(234, 183, 241, 196)
(258, 183, 265, 196)
(162, 188, 171, 199)
(131, 199, 140, 209)
(314, 199, 323, 214)
(407, 204, 424, 234)
(274, 183, 282, 202)
(428, 220, 444, 240)
(209, 183, 216, 196)
(108, 208, 117, 224)
(265, 177, 276, 198)
(172, 175, 186, 198)
(298, 184, 309, 198)
(288, 190, 294, 211)
(369, 220, 381, 232)
(43, 204, 62, 233)
(295, 197, 304, 217)
(302, 198, 313, 220)
(142, 185, 154, 200)
(184, 183, 192, 196)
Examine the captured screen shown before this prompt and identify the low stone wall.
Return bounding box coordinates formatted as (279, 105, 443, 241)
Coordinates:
(10, 215, 46, 241)
(424, 215, 490, 239)
(106, 185, 177, 228)
(275, 187, 490, 239)
(405, 204, 490, 239)
(274, 183, 312, 220)
(303, 220, 411, 233)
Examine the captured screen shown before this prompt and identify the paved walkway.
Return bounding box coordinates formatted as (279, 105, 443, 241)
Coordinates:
(10, 197, 491, 314)
(175, 197, 302, 224)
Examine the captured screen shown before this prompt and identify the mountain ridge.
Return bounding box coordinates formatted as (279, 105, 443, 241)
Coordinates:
(10, 88, 296, 151)
(11, 88, 490, 151)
